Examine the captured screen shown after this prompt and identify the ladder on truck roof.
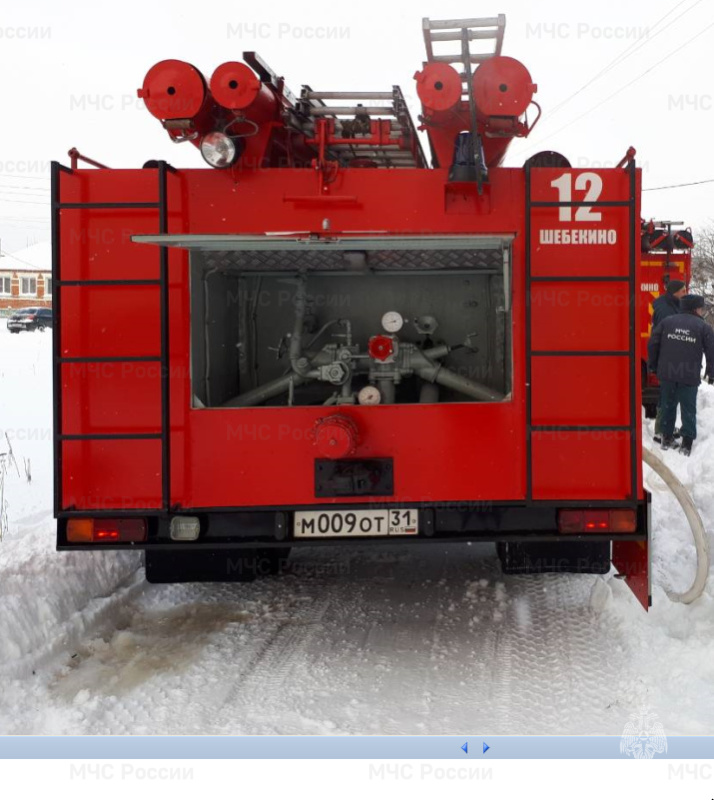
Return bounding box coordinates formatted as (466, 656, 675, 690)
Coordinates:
(422, 15, 506, 96)
(297, 86, 428, 169)
(51, 160, 173, 515)
(523, 156, 640, 504)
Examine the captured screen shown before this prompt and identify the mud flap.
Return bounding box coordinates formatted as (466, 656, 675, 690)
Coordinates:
(498, 540, 610, 574)
(144, 548, 290, 583)
(612, 540, 650, 610)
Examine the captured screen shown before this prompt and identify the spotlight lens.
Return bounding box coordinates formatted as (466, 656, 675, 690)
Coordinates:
(200, 131, 237, 168)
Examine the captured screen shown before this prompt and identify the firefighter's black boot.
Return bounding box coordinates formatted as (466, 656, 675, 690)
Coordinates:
(657, 428, 682, 445)
(679, 436, 693, 457)
(661, 434, 675, 451)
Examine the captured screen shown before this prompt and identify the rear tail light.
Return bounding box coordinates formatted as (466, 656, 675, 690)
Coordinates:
(609, 509, 638, 532)
(67, 518, 147, 543)
(558, 508, 637, 534)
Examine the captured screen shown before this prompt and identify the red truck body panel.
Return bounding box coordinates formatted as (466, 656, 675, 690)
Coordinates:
(55, 165, 643, 512)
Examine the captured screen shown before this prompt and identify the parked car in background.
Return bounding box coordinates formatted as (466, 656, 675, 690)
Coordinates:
(7, 307, 53, 333)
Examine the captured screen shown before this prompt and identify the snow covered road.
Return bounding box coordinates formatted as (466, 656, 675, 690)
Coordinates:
(1, 326, 714, 736)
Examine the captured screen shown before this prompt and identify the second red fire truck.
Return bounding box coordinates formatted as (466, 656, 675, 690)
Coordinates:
(639, 219, 694, 417)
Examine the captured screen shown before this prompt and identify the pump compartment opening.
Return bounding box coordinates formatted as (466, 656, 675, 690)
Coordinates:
(189, 241, 513, 409)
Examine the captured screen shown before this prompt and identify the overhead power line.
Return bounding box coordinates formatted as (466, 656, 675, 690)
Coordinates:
(549, 0, 701, 117)
(0, 248, 46, 270)
(0, 190, 51, 200)
(643, 178, 714, 191)
(522, 18, 714, 151)
(0, 216, 49, 224)
(0, 173, 49, 181)
(0, 184, 50, 193)
(0, 198, 50, 206)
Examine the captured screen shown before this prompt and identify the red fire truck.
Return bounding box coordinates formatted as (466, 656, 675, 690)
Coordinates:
(639, 220, 694, 417)
(53, 16, 651, 608)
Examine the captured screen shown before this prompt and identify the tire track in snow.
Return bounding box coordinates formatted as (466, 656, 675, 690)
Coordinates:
(19, 546, 639, 735)
(230, 596, 332, 697)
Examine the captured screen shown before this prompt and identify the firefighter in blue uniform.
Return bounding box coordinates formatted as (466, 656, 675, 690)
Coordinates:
(652, 279, 686, 326)
(651, 279, 687, 442)
(648, 294, 714, 456)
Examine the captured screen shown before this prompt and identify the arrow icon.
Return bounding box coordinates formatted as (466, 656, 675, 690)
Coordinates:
(483, 742, 490, 754)
(461, 742, 468, 754)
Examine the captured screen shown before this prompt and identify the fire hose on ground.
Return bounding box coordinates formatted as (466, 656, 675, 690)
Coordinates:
(642, 446, 710, 604)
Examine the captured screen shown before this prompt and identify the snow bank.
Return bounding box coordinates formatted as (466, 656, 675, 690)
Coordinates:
(644, 382, 714, 599)
(0, 326, 140, 676)
(592, 383, 714, 734)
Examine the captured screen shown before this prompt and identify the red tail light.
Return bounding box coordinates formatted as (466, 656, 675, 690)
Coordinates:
(558, 509, 637, 534)
(67, 518, 147, 543)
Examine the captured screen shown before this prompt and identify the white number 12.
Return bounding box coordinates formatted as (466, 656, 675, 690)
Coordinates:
(550, 172, 603, 222)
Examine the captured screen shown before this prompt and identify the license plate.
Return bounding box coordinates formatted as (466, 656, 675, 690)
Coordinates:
(294, 509, 419, 538)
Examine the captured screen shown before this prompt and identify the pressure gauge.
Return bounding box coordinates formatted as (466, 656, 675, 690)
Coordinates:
(381, 310, 404, 333)
(358, 385, 381, 406)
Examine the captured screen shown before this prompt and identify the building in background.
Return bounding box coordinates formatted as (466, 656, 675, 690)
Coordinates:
(0, 242, 52, 311)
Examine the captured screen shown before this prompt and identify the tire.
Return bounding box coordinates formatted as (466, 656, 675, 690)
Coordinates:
(37, 324, 45, 332)
(10, 330, 19, 334)
(144, 547, 290, 584)
(497, 540, 610, 575)
(257, 547, 292, 575)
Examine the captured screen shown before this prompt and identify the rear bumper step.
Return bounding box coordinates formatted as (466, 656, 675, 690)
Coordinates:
(56, 500, 649, 550)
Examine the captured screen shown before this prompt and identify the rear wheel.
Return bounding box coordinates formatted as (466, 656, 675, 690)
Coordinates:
(497, 540, 610, 575)
(144, 547, 291, 583)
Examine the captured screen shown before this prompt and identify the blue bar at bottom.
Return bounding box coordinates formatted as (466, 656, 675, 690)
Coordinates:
(0, 736, 712, 759)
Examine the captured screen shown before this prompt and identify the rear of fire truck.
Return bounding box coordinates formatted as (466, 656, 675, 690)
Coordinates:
(53, 15, 651, 608)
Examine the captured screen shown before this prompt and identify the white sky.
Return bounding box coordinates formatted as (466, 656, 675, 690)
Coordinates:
(0, 0, 712, 253)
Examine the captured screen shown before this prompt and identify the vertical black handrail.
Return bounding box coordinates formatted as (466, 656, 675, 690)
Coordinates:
(51, 161, 72, 516)
(158, 162, 170, 512)
(524, 162, 533, 503)
(51, 161, 61, 516)
(628, 158, 638, 500)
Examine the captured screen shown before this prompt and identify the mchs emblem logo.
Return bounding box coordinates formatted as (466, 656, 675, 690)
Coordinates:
(620, 708, 668, 759)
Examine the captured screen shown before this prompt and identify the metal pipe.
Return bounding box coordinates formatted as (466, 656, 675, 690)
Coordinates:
(419, 382, 440, 403)
(68, 148, 110, 170)
(222, 373, 313, 408)
(431, 54, 490, 64)
(305, 92, 394, 100)
(339, 379, 354, 404)
(225, 349, 333, 408)
(289, 272, 313, 377)
(304, 319, 340, 351)
(426, 16, 501, 29)
(328, 144, 404, 150)
(309, 106, 395, 116)
(202, 267, 220, 406)
(378, 379, 396, 404)
(416, 364, 503, 402)
(423, 344, 450, 360)
(430, 30, 501, 41)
